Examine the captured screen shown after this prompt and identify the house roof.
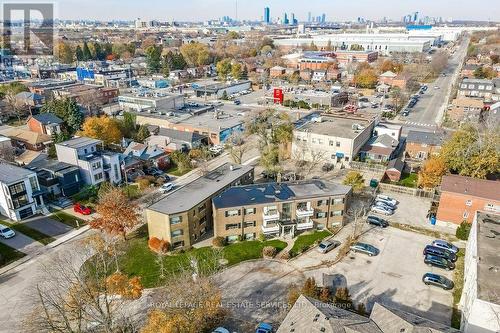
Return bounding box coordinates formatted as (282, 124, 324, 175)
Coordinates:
(123, 141, 165, 161)
(387, 158, 404, 172)
(0, 163, 35, 184)
(379, 71, 397, 78)
(156, 128, 206, 144)
(30, 113, 64, 125)
(16, 91, 43, 101)
(14, 151, 47, 166)
(4, 128, 52, 145)
(440, 175, 500, 201)
(406, 130, 445, 146)
(57, 136, 102, 149)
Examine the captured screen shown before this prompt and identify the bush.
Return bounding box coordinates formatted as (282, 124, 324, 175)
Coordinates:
(280, 250, 291, 260)
(257, 233, 266, 242)
(212, 236, 227, 247)
(262, 246, 277, 258)
(137, 176, 156, 190)
(148, 237, 170, 253)
(456, 221, 472, 240)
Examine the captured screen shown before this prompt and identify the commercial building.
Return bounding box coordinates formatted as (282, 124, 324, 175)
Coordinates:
(118, 89, 184, 112)
(284, 90, 349, 108)
(212, 180, 351, 241)
(460, 211, 500, 333)
(449, 98, 484, 122)
(146, 163, 254, 249)
(436, 175, 500, 226)
(193, 80, 251, 99)
(55, 137, 122, 186)
(292, 113, 375, 167)
(0, 163, 44, 221)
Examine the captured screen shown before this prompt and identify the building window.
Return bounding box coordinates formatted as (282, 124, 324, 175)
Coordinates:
(330, 210, 343, 217)
(333, 198, 344, 205)
(199, 216, 207, 225)
(170, 216, 182, 225)
(171, 229, 184, 237)
(336, 141, 341, 147)
(317, 200, 326, 206)
(463, 211, 469, 219)
(225, 223, 241, 230)
(114, 165, 119, 180)
(329, 140, 334, 146)
(244, 221, 256, 228)
(198, 203, 207, 213)
(94, 173, 103, 182)
(465, 200, 472, 207)
(318, 139, 323, 144)
(29, 177, 39, 192)
(8, 182, 26, 196)
(225, 209, 241, 217)
(316, 211, 327, 218)
(12, 194, 30, 209)
(92, 161, 102, 170)
(244, 208, 256, 215)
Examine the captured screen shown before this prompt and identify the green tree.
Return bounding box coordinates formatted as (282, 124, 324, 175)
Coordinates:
(354, 68, 378, 88)
(135, 125, 150, 143)
(82, 41, 92, 61)
(75, 45, 84, 61)
(41, 98, 83, 134)
(231, 62, 243, 80)
(170, 151, 192, 173)
(57, 42, 74, 64)
(145, 45, 163, 73)
(180, 42, 210, 67)
(216, 59, 232, 80)
(343, 171, 365, 193)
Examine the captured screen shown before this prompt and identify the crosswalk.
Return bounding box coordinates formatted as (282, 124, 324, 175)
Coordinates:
(404, 121, 437, 127)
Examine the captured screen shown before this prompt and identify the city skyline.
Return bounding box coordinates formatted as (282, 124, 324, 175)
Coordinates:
(49, 0, 499, 22)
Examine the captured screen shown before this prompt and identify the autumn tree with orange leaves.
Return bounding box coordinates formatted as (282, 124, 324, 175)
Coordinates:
(418, 156, 448, 189)
(90, 187, 141, 239)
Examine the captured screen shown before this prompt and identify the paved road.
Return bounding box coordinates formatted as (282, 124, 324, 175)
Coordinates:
(402, 39, 469, 128)
(0, 232, 44, 255)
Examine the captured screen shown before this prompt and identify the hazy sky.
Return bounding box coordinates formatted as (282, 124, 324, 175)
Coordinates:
(50, 0, 499, 22)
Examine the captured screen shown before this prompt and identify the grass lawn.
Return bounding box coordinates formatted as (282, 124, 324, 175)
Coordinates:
(1, 221, 56, 245)
(451, 251, 465, 329)
(0, 242, 26, 267)
(396, 173, 418, 188)
(118, 227, 287, 288)
(50, 211, 87, 229)
(166, 166, 191, 177)
(290, 230, 331, 257)
(123, 184, 142, 199)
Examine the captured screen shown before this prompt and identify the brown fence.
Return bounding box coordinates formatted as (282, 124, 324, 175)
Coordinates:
(349, 161, 387, 173)
(378, 182, 435, 198)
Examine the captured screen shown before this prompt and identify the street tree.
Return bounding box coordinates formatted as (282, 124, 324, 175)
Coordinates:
(180, 42, 210, 67)
(343, 171, 365, 193)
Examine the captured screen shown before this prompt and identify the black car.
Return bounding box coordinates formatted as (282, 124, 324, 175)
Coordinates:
(145, 167, 163, 177)
(423, 245, 457, 262)
(424, 254, 455, 271)
(422, 273, 454, 290)
(367, 215, 389, 227)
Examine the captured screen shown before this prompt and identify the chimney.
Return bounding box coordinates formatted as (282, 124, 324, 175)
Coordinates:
(229, 165, 234, 171)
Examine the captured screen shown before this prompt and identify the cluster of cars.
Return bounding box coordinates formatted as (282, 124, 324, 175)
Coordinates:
(370, 194, 398, 216)
(229, 89, 252, 101)
(422, 239, 458, 290)
(402, 85, 427, 117)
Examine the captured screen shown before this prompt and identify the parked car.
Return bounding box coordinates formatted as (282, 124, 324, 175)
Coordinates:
(160, 183, 174, 193)
(423, 245, 457, 262)
(209, 145, 223, 155)
(212, 328, 230, 333)
(371, 205, 394, 215)
(73, 203, 91, 215)
(127, 168, 145, 182)
(234, 99, 241, 105)
(145, 167, 163, 177)
(367, 215, 389, 228)
(434, 86, 440, 89)
(256, 323, 272, 333)
(350, 242, 379, 256)
(374, 201, 396, 211)
(424, 254, 455, 270)
(422, 272, 454, 290)
(260, 171, 277, 180)
(432, 240, 459, 254)
(322, 163, 334, 172)
(376, 195, 397, 206)
(0, 224, 15, 239)
(317, 240, 341, 253)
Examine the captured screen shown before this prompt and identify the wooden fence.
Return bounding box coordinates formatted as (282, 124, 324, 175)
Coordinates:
(378, 182, 435, 198)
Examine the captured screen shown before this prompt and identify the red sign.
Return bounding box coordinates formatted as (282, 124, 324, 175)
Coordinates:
(273, 88, 284, 104)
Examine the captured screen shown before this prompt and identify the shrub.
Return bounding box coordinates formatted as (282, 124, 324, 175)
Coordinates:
(137, 176, 156, 190)
(148, 237, 170, 253)
(257, 233, 266, 242)
(280, 250, 291, 260)
(262, 246, 277, 258)
(212, 236, 226, 247)
(456, 221, 472, 240)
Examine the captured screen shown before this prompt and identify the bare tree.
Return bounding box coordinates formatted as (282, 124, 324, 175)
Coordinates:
(4, 90, 27, 123)
(224, 133, 251, 165)
(304, 149, 327, 177)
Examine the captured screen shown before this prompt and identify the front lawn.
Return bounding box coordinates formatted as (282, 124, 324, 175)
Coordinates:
(1, 221, 56, 245)
(396, 173, 418, 188)
(166, 166, 191, 177)
(50, 211, 87, 229)
(290, 230, 331, 257)
(118, 227, 287, 288)
(0, 242, 26, 268)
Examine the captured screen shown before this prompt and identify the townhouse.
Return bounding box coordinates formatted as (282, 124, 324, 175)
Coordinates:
(212, 180, 352, 241)
(457, 78, 500, 102)
(405, 130, 446, 161)
(449, 97, 484, 122)
(146, 163, 254, 249)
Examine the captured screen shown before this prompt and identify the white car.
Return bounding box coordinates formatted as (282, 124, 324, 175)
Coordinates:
(371, 205, 394, 216)
(0, 224, 16, 239)
(376, 195, 397, 206)
(160, 183, 174, 193)
(212, 328, 230, 333)
(209, 145, 223, 154)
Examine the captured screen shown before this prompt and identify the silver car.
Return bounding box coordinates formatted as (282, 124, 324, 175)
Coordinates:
(350, 242, 379, 256)
(371, 205, 394, 216)
(317, 240, 341, 254)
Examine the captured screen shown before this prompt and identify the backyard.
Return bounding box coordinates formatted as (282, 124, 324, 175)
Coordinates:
(395, 172, 418, 188)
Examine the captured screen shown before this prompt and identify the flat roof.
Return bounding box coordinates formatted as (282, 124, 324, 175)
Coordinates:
(295, 114, 374, 139)
(147, 163, 254, 215)
(57, 136, 102, 149)
(475, 211, 500, 304)
(213, 180, 351, 209)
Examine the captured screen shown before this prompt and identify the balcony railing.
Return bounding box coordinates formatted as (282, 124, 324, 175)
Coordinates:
(261, 221, 280, 234)
(296, 220, 314, 230)
(262, 209, 280, 222)
(296, 206, 314, 218)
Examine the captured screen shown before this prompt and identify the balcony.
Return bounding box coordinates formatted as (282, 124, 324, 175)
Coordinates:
(296, 203, 314, 218)
(296, 219, 314, 231)
(262, 209, 280, 222)
(261, 221, 280, 234)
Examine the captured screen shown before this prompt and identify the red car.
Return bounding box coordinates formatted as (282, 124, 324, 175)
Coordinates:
(73, 203, 91, 215)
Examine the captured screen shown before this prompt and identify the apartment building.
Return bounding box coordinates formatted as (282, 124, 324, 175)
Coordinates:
(212, 180, 351, 241)
(0, 163, 44, 221)
(146, 163, 254, 249)
(457, 78, 499, 102)
(460, 211, 500, 333)
(292, 113, 375, 167)
(436, 175, 500, 226)
(449, 98, 484, 122)
(55, 137, 122, 186)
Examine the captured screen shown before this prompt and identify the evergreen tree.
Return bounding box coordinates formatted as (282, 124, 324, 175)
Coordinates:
(93, 42, 104, 60)
(145, 45, 162, 73)
(75, 45, 84, 61)
(82, 41, 92, 61)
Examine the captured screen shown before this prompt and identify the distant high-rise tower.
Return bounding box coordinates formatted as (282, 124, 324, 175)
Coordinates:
(308, 12, 312, 22)
(264, 7, 270, 24)
(283, 13, 289, 25)
(413, 11, 419, 23)
(321, 13, 326, 23)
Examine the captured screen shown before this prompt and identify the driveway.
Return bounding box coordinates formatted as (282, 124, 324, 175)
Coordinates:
(21, 216, 73, 238)
(0, 233, 44, 255)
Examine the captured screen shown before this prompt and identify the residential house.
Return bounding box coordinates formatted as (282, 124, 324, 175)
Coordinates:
(457, 78, 498, 102)
(378, 70, 397, 85)
(0, 163, 44, 221)
(385, 157, 404, 182)
(359, 134, 400, 163)
(269, 66, 286, 78)
(277, 295, 460, 333)
(460, 63, 480, 78)
(460, 211, 500, 333)
(15, 151, 47, 167)
(146, 163, 254, 249)
(299, 68, 313, 81)
(3, 128, 52, 151)
(55, 137, 122, 186)
(312, 69, 327, 82)
(392, 73, 411, 89)
(293, 113, 375, 167)
(436, 175, 500, 226)
(373, 123, 402, 141)
(326, 67, 341, 81)
(405, 130, 445, 161)
(449, 97, 484, 122)
(212, 180, 352, 241)
(121, 141, 168, 173)
(15, 91, 43, 107)
(29, 159, 82, 197)
(27, 113, 63, 136)
(145, 128, 207, 152)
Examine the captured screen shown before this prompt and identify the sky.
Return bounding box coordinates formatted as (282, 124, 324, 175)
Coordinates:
(49, 0, 499, 22)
